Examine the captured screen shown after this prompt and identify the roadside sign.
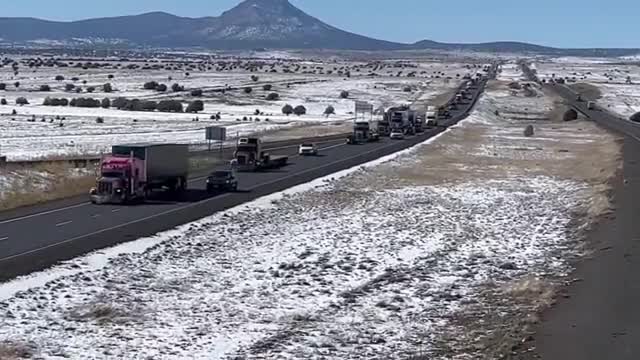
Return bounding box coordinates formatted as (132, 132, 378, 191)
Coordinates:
(206, 126, 226, 141)
(355, 101, 373, 113)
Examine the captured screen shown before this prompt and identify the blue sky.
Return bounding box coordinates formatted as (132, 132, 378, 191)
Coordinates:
(5, 0, 637, 48)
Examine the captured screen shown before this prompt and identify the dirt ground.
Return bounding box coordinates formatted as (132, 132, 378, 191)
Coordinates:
(569, 83, 603, 100)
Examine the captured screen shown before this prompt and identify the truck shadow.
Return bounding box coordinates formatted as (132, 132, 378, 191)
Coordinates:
(129, 189, 252, 205)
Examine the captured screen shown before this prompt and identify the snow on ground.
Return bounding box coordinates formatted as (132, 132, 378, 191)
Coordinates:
(0, 58, 466, 160)
(0, 80, 620, 358)
(534, 57, 640, 119)
(497, 62, 527, 82)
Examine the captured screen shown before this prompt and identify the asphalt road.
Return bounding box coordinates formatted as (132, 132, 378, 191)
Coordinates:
(0, 74, 491, 282)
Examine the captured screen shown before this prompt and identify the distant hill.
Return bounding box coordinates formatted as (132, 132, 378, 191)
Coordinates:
(0, 0, 637, 56)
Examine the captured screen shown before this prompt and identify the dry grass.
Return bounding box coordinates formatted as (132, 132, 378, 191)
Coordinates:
(0, 341, 34, 359)
(0, 163, 96, 212)
(376, 80, 621, 359)
(569, 83, 603, 100)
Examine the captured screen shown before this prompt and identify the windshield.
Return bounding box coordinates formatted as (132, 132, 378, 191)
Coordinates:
(300, 143, 313, 147)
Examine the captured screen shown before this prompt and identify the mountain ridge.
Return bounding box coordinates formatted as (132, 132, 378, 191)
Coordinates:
(0, 0, 637, 56)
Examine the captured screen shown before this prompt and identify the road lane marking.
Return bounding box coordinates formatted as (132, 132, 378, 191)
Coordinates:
(0, 237, 8, 242)
(111, 209, 121, 213)
(91, 214, 101, 218)
(0, 202, 91, 225)
(0, 134, 436, 263)
(55, 221, 73, 227)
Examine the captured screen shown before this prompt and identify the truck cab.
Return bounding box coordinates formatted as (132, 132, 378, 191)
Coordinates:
(90, 144, 188, 204)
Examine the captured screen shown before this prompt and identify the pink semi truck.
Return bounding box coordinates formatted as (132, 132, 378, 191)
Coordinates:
(90, 143, 189, 204)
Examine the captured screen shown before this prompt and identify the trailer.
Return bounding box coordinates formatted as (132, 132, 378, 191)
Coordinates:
(234, 137, 288, 171)
(90, 143, 189, 204)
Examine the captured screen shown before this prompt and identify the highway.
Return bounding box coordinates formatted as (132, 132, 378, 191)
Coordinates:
(0, 71, 493, 282)
(521, 62, 640, 140)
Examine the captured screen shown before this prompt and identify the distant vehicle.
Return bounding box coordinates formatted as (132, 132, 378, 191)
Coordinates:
(234, 137, 288, 171)
(390, 130, 404, 140)
(426, 106, 438, 126)
(587, 101, 596, 110)
(90, 143, 188, 204)
(576, 93, 583, 102)
(206, 170, 238, 192)
(298, 143, 318, 156)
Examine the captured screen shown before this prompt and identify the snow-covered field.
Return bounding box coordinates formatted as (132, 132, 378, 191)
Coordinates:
(497, 62, 527, 82)
(0, 79, 620, 358)
(0, 56, 469, 160)
(534, 56, 640, 118)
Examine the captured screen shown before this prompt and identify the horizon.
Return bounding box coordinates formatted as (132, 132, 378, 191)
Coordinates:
(3, 0, 637, 49)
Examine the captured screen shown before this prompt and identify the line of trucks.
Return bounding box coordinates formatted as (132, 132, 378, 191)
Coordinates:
(90, 76, 486, 204)
(90, 137, 289, 204)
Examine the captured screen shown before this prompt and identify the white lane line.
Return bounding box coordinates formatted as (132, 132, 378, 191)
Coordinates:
(0, 202, 90, 225)
(0, 137, 412, 263)
(0, 237, 8, 242)
(0, 138, 347, 225)
(55, 221, 73, 227)
(111, 209, 121, 213)
(91, 214, 101, 218)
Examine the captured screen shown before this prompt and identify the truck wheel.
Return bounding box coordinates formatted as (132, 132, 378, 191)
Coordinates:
(232, 183, 238, 192)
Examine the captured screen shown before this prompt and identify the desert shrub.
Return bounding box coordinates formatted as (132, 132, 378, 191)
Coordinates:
(244, 87, 253, 94)
(103, 83, 113, 93)
(42, 97, 68, 106)
(251, 75, 259, 82)
(0, 83, 6, 90)
(0, 98, 6, 105)
(186, 100, 204, 113)
(112, 97, 128, 109)
(86, 86, 95, 93)
(263, 84, 272, 91)
(71, 97, 100, 108)
(157, 100, 183, 113)
(13, 82, 19, 88)
(293, 105, 307, 116)
(65, 83, 75, 91)
(71, 77, 79, 82)
(630, 112, 640, 122)
(108, 74, 114, 79)
(191, 89, 203, 97)
(171, 83, 184, 92)
(563, 109, 578, 121)
(143, 81, 159, 90)
(16, 97, 28, 105)
(340, 90, 349, 99)
(508, 81, 522, 90)
(39, 84, 51, 91)
(55, 75, 65, 81)
(140, 100, 157, 111)
(96, 117, 104, 123)
(266, 92, 279, 101)
(156, 83, 167, 92)
(282, 104, 293, 115)
(324, 105, 335, 115)
(403, 86, 412, 92)
(101, 98, 111, 108)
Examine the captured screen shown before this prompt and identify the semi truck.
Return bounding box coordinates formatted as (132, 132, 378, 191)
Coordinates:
(234, 137, 288, 171)
(90, 143, 189, 204)
(426, 106, 438, 126)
